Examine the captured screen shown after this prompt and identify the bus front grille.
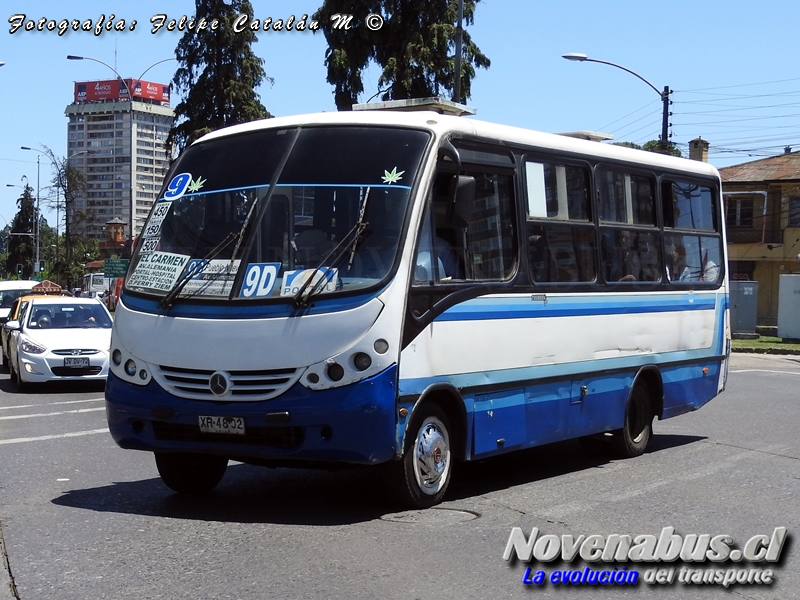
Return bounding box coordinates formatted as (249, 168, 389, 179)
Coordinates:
(152, 365, 304, 401)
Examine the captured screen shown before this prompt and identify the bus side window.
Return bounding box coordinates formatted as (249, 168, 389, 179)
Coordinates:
(525, 159, 595, 284)
(415, 169, 516, 285)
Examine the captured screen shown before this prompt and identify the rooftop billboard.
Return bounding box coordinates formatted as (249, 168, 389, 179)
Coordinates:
(74, 79, 170, 104)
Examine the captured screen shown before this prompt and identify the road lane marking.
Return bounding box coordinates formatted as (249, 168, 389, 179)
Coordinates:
(0, 407, 105, 420)
(0, 398, 104, 411)
(0, 428, 109, 445)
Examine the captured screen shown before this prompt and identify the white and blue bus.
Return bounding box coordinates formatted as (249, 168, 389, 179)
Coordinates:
(106, 104, 729, 507)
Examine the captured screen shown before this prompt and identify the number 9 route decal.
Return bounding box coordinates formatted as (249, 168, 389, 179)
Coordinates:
(164, 173, 192, 200)
(239, 263, 281, 298)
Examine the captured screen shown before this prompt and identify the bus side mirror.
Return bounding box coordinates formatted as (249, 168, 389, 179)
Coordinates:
(438, 139, 461, 166)
(448, 175, 475, 228)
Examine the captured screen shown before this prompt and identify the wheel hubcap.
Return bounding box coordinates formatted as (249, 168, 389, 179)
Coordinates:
(414, 421, 449, 492)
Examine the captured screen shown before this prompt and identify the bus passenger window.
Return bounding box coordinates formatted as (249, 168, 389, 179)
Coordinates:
(601, 230, 661, 283)
(416, 170, 517, 283)
(597, 168, 655, 226)
(524, 159, 594, 284)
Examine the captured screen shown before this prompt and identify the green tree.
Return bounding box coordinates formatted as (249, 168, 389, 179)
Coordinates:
(0, 224, 11, 279)
(314, 0, 490, 110)
(6, 185, 36, 278)
(642, 140, 681, 157)
(168, 0, 272, 154)
(36, 146, 89, 288)
(614, 140, 682, 157)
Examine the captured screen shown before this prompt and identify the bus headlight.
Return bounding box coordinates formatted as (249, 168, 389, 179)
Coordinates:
(109, 338, 152, 386)
(326, 362, 344, 381)
(353, 352, 372, 371)
(302, 339, 393, 391)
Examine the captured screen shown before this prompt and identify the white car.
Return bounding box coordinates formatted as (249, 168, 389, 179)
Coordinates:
(6, 297, 113, 389)
(0, 280, 39, 322)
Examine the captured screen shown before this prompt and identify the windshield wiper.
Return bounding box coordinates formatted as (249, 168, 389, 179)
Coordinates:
(292, 188, 371, 308)
(158, 231, 239, 309)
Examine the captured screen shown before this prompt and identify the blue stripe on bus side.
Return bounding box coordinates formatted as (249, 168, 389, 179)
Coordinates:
(435, 295, 718, 322)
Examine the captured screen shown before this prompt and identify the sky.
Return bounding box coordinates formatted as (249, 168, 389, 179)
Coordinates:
(2, 0, 800, 230)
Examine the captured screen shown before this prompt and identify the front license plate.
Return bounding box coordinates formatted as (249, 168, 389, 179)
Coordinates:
(64, 357, 90, 368)
(199, 415, 245, 435)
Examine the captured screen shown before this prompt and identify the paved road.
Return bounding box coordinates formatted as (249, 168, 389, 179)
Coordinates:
(1, 354, 798, 599)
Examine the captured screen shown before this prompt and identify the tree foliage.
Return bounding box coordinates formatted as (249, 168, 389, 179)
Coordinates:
(6, 185, 37, 278)
(168, 0, 272, 154)
(314, 0, 490, 110)
(35, 146, 92, 287)
(614, 140, 682, 157)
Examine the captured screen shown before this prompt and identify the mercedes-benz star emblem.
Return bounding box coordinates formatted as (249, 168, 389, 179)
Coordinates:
(209, 372, 229, 396)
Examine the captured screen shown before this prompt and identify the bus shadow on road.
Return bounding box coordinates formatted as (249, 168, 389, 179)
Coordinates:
(446, 434, 705, 501)
(51, 433, 705, 526)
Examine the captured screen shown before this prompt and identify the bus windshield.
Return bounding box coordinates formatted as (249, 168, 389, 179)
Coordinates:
(125, 126, 430, 302)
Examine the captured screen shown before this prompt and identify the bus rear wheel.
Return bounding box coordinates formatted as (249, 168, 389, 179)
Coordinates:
(616, 384, 653, 458)
(388, 404, 452, 508)
(155, 452, 228, 494)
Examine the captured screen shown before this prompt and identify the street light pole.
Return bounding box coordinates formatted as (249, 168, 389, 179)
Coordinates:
(562, 53, 671, 152)
(20, 148, 46, 275)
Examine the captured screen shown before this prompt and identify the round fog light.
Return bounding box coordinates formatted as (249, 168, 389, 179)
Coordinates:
(112, 349, 122, 366)
(139, 370, 148, 380)
(373, 339, 389, 354)
(124, 359, 137, 376)
(353, 352, 372, 371)
(326, 362, 344, 382)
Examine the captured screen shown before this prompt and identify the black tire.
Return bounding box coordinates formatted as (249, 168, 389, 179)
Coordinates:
(387, 404, 453, 508)
(13, 359, 28, 392)
(615, 384, 653, 458)
(155, 452, 228, 494)
(2, 347, 8, 369)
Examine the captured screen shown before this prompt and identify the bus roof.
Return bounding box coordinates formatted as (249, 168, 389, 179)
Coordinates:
(195, 110, 720, 179)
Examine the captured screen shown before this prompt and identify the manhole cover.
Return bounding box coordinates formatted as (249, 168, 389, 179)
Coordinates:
(380, 508, 480, 524)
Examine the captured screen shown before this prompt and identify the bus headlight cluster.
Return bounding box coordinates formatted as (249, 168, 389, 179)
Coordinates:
(303, 338, 391, 390)
(110, 344, 151, 385)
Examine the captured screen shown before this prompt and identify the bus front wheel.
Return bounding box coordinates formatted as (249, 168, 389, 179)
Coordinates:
(388, 404, 453, 508)
(616, 384, 653, 458)
(155, 452, 228, 494)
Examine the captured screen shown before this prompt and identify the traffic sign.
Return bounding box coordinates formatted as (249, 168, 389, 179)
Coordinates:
(104, 258, 130, 278)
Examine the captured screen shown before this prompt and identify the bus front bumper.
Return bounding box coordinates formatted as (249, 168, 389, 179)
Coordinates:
(105, 365, 398, 465)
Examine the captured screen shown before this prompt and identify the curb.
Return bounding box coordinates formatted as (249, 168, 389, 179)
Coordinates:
(731, 347, 800, 356)
(0, 521, 19, 599)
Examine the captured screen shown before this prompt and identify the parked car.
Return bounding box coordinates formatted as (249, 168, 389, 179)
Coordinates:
(5, 296, 113, 389)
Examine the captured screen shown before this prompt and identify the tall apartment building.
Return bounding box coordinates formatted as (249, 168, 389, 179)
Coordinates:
(64, 78, 174, 243)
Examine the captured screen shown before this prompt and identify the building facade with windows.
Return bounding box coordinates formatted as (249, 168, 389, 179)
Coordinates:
(64, 79, 173, 245)
(720, 150, 800, 323)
